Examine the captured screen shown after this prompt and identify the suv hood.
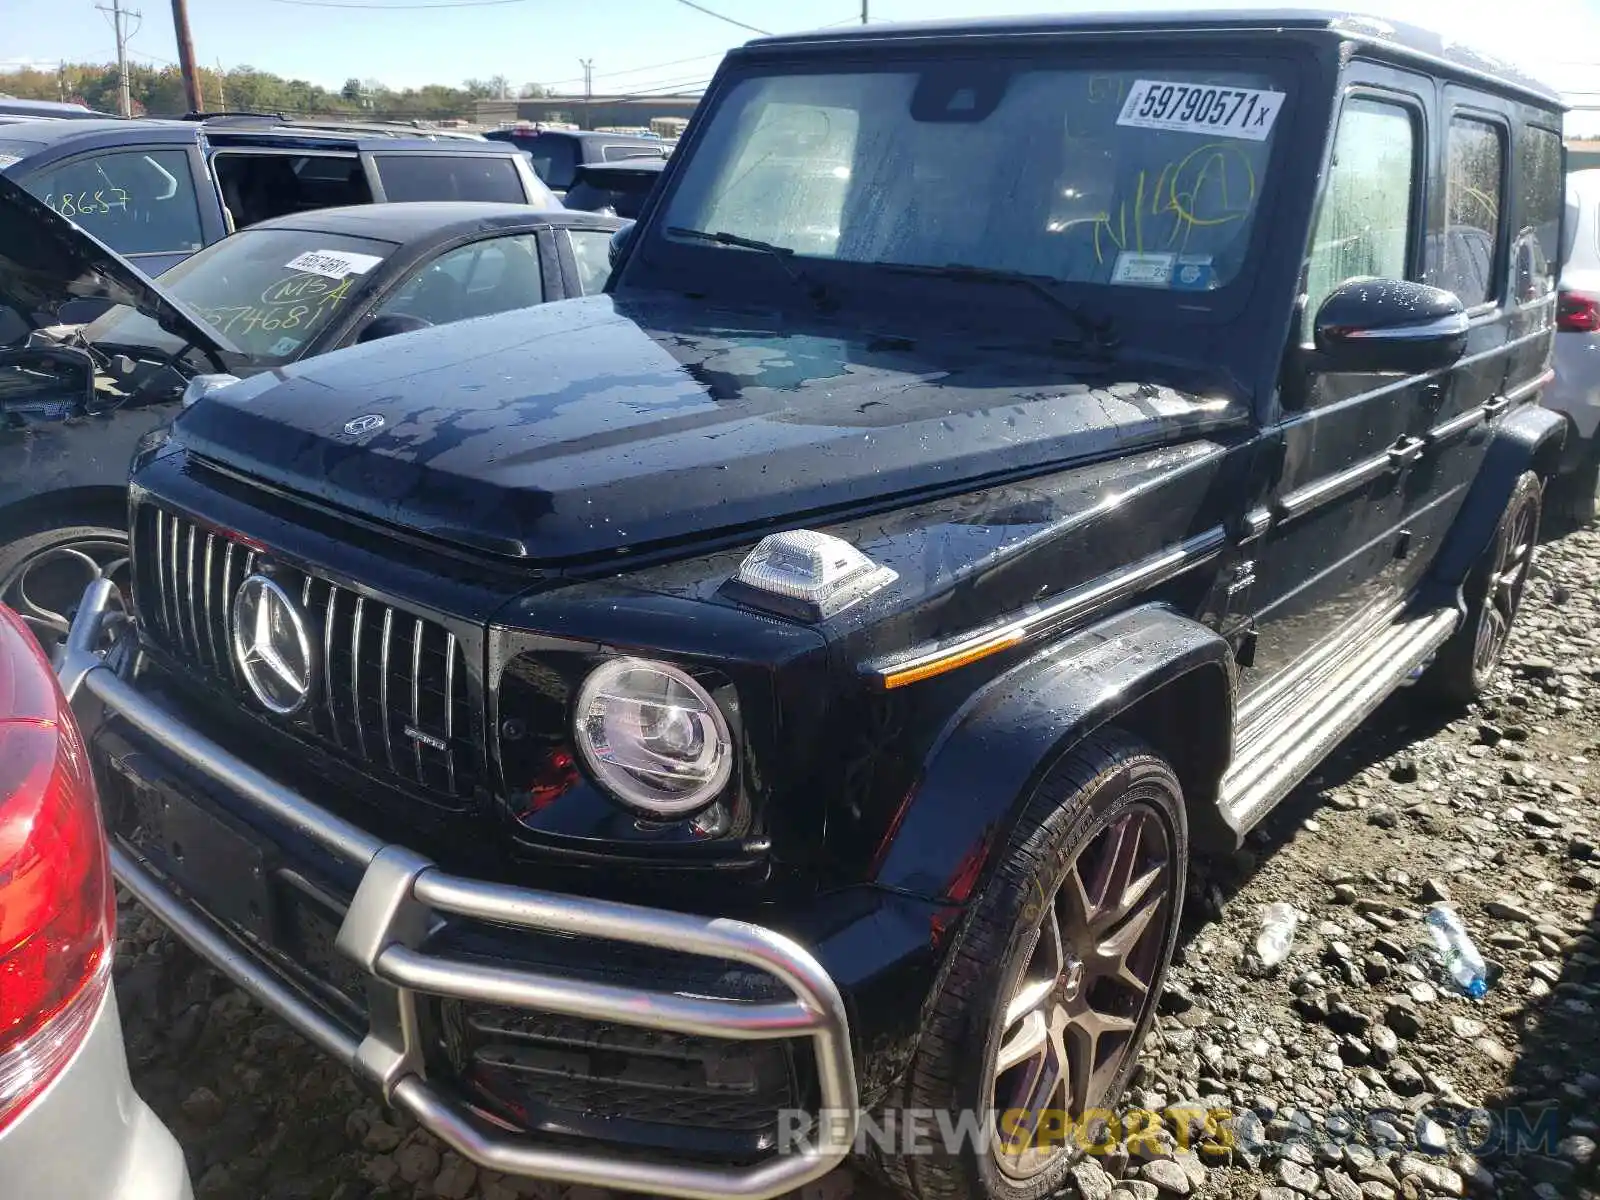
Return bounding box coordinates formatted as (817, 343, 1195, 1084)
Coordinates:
(0, 173, 234, 357)
(171, 294, 1240, 562)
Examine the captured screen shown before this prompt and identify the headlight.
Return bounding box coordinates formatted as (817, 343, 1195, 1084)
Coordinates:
(573, 658, 733, 816)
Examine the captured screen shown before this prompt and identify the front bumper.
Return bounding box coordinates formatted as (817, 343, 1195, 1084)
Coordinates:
(59, 580, 859, 1200)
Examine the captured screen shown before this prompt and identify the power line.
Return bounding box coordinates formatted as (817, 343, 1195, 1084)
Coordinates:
(669, 0, 768, 37)
(265, 0, 534, 9)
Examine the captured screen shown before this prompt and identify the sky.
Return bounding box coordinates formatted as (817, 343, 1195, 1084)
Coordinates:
(2, 0, 1598, 130)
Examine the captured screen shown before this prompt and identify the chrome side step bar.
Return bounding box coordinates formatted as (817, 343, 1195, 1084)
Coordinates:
(1220, 606, 1459, 837)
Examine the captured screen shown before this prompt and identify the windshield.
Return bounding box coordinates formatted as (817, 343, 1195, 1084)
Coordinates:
(659, 61, 1287, 293)
(84, 227, 397, 366)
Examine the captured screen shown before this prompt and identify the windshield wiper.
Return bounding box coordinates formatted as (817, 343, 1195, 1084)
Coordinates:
(666, 226, 837, 313)
(888, 263, 1118, 357)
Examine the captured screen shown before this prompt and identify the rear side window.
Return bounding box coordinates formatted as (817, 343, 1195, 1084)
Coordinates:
(1513, 126, 1563, 302)
(377, 233, 545, 325)
(1303, 98, 1418, 336)
(568, 229, 614, 294)
(525, 135, 578, 190)
(599, 143, 663, 163)
(21, 148, 203, 256)
(1430, 117, 1505, 308)
(375, 154, 525, 203)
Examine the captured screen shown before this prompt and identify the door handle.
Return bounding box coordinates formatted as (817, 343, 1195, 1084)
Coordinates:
(1482, 394, 1511, 420)
(1420, 379, 1447, 408)
(1387, 437, 1426, 470)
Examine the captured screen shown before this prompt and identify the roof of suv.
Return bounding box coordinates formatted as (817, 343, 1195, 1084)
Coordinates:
(746, 8, 1562, 106)
(0, 116, 524, 155)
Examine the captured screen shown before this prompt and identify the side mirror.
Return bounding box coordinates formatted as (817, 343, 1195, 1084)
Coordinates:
(356, 313, 433, 345)
(1313, 278, 1468, 375)
(0, 345, 95, 415)
(609, 221, 637, 270)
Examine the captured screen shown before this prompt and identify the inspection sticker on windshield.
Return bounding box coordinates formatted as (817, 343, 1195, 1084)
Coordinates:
(1117, 80, 1285, 141)
(1111, 251, 1174, 287)
(284, 249, 383, 280)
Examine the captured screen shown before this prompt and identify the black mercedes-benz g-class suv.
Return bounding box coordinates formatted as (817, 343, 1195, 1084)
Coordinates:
(55, 10, 1566, 1200)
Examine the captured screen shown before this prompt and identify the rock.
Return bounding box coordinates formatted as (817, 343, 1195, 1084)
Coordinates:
(1395, 1155, 1465, 1196)
(430, 1153, 477, 1200)
(1139, 1159, 1192, 1195)
(1557, 1134, 1597, 1166)
(1072, 1160, 1116, 1200)
(1370, 807, 1400, 829)
(362, 1119, 402, 1152)
(1160, 981, 1196, 1015)
(1417, 1117, 1451, 1155)
(1334, 883, 1360, 905)
(1570, 838, 1597, 861)
(395, 1139, 440, 1185)
(1385, 997, 1425, 1038)
(1362, 1184, 1398, 1200)
(1524, 1157, 1575, 1186)
(1365, 955, 1393, 984)
(1523, 806, 1563, 828)
(180, 1085, 225, 1128)
(1271, 1160, 1317, 1195)
(1390, 760, 1420, 783)
(1420, 878, 1452, 903)
(1447, 1016, 1484, 1040)
(1293, 991, 1331, 1023)
(1369, 1024, 1400, 1063)
(1484, 896, 1535, 922)
(361, 1155, 399, 1187)
(1257, 1190, 1300, 1200)
(1389, 1060, 1426, 1096)
(1473, 1036, 1513, 1066)
(195, 1164, 233, 1199)
(1374, 937, 1410, 962)
(1328, 1002, 1372, 1036)
(1326, 1169, 1366, 1200)
(1113, 1183, 1160, 1200)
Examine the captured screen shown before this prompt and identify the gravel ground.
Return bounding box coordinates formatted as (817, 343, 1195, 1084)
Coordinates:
(116, 518, 1600, 1200)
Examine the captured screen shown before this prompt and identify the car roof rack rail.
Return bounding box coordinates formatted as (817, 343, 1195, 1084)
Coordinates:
(182, 110, 289, 122)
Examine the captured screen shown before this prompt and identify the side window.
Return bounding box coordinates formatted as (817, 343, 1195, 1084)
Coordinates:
(568, 230, 615, 295)
(22, 148, 203, 256)
(1303, 97, 1418, 338)
(1513, 126, 1563, 303)
(526, 135, 578, 191)
(1430, 117, 1505, 308)
(374, 155, 526, 203)
(375, 234, 544, 326)
(600, 143, 662, 163)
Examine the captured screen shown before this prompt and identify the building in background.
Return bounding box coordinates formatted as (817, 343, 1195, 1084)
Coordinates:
(477, 93, 699, 132)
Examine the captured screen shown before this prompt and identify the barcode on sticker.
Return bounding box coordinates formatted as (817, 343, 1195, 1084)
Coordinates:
(284, 249, 384, 280)
(1117, 80, 1284, 142)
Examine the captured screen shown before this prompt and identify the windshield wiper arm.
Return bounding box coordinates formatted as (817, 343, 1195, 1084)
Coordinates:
(890, 263, 1118, 356)
(666, 226, 836, 312)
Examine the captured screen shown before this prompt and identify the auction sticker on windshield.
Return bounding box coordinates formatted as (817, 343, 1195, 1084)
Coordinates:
(284, 249, 384, 280)
(1117, 80, 1284, 142)
(1112, 251, 1175, 287)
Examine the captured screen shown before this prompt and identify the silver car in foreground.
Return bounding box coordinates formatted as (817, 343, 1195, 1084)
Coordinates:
(0, 604, 192, 1199)
(1548, 168, 1600, 522)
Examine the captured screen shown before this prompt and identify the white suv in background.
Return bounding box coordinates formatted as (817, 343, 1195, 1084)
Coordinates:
(0, 604, 192, 1199)
(1548, 168, 1600, 522)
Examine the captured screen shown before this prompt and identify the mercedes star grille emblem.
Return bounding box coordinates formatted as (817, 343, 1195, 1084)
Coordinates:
(343, 413, 386, 437)
(231, 574, 314, 715)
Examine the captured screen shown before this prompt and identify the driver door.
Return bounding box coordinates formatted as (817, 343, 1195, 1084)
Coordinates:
(1243, 66, 1437, 692)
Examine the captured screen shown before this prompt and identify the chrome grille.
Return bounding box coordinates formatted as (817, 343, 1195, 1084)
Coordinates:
(134, 506, 477, 800)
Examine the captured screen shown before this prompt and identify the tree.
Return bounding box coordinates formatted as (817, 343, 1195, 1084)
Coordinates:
(518, 81, 546, 98)
(341, 77, 363, 103)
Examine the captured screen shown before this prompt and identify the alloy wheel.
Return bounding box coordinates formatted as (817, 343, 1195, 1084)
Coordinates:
(990, 802, 1174, 1179)
(0, 533, 131, 649)
(1471, 493, 1537, 677)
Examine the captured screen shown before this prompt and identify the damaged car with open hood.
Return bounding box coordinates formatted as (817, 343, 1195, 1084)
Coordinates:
(50, 11, 1566, 1200)
(0, 180, 621, 647)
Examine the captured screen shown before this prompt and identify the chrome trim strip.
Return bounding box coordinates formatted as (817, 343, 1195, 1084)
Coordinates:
(1275, 451, 1392, 522)
(1426, 407, 1484, 443)
(867, 527, 1226, 682)
(184, 524, 202, 662)
(379, 607, 396, 772)
(62, 583, 856, 1200)
(1505, 367, 1555, 405)
(152, 511, 170, 643)
(202, 533, 219, 668)
(168, 513, 184, 657)
(444, 631, 458, 794)
(351, 596, 368, 760)
(410, 618, 424, 780)
(1343, 312, 1468, 340)
(324, 587, 344, 748)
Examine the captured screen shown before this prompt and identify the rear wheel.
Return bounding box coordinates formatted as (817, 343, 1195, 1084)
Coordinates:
(0, 516, 130, 654)
(1422, 470, 1541, 705)
(873, 729, 1186, 1200)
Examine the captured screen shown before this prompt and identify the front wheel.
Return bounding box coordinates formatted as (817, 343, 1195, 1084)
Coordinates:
(875, 729, 1186, 1200)
(0, 519, 131, 653)
(1422, 470, 1542, 705)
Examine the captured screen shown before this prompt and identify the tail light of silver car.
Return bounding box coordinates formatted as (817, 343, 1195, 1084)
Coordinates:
(0, 606, 115, 1134)
(1557, 289, 1600, 333)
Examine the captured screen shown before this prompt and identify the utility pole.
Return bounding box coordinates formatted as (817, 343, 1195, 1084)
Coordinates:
(57, 60, 66, 102)
(216, 59, 227, 110)
(96, 0, 140, 116)
(170, 0, 203, 113)
(579, 58, 593, 129)
(861, 0, 867, 24)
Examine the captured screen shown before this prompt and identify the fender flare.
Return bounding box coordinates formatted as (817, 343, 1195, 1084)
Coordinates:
(1420, 404, 1565, 610)
(872, 603, 1237, 901)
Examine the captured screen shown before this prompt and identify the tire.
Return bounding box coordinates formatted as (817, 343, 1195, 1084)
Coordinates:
(1548, 445, 1600, 527)
(872, 729, 1187, 1200)
(1421, 470, 1542, 705)
(0, 510, 130, 653)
